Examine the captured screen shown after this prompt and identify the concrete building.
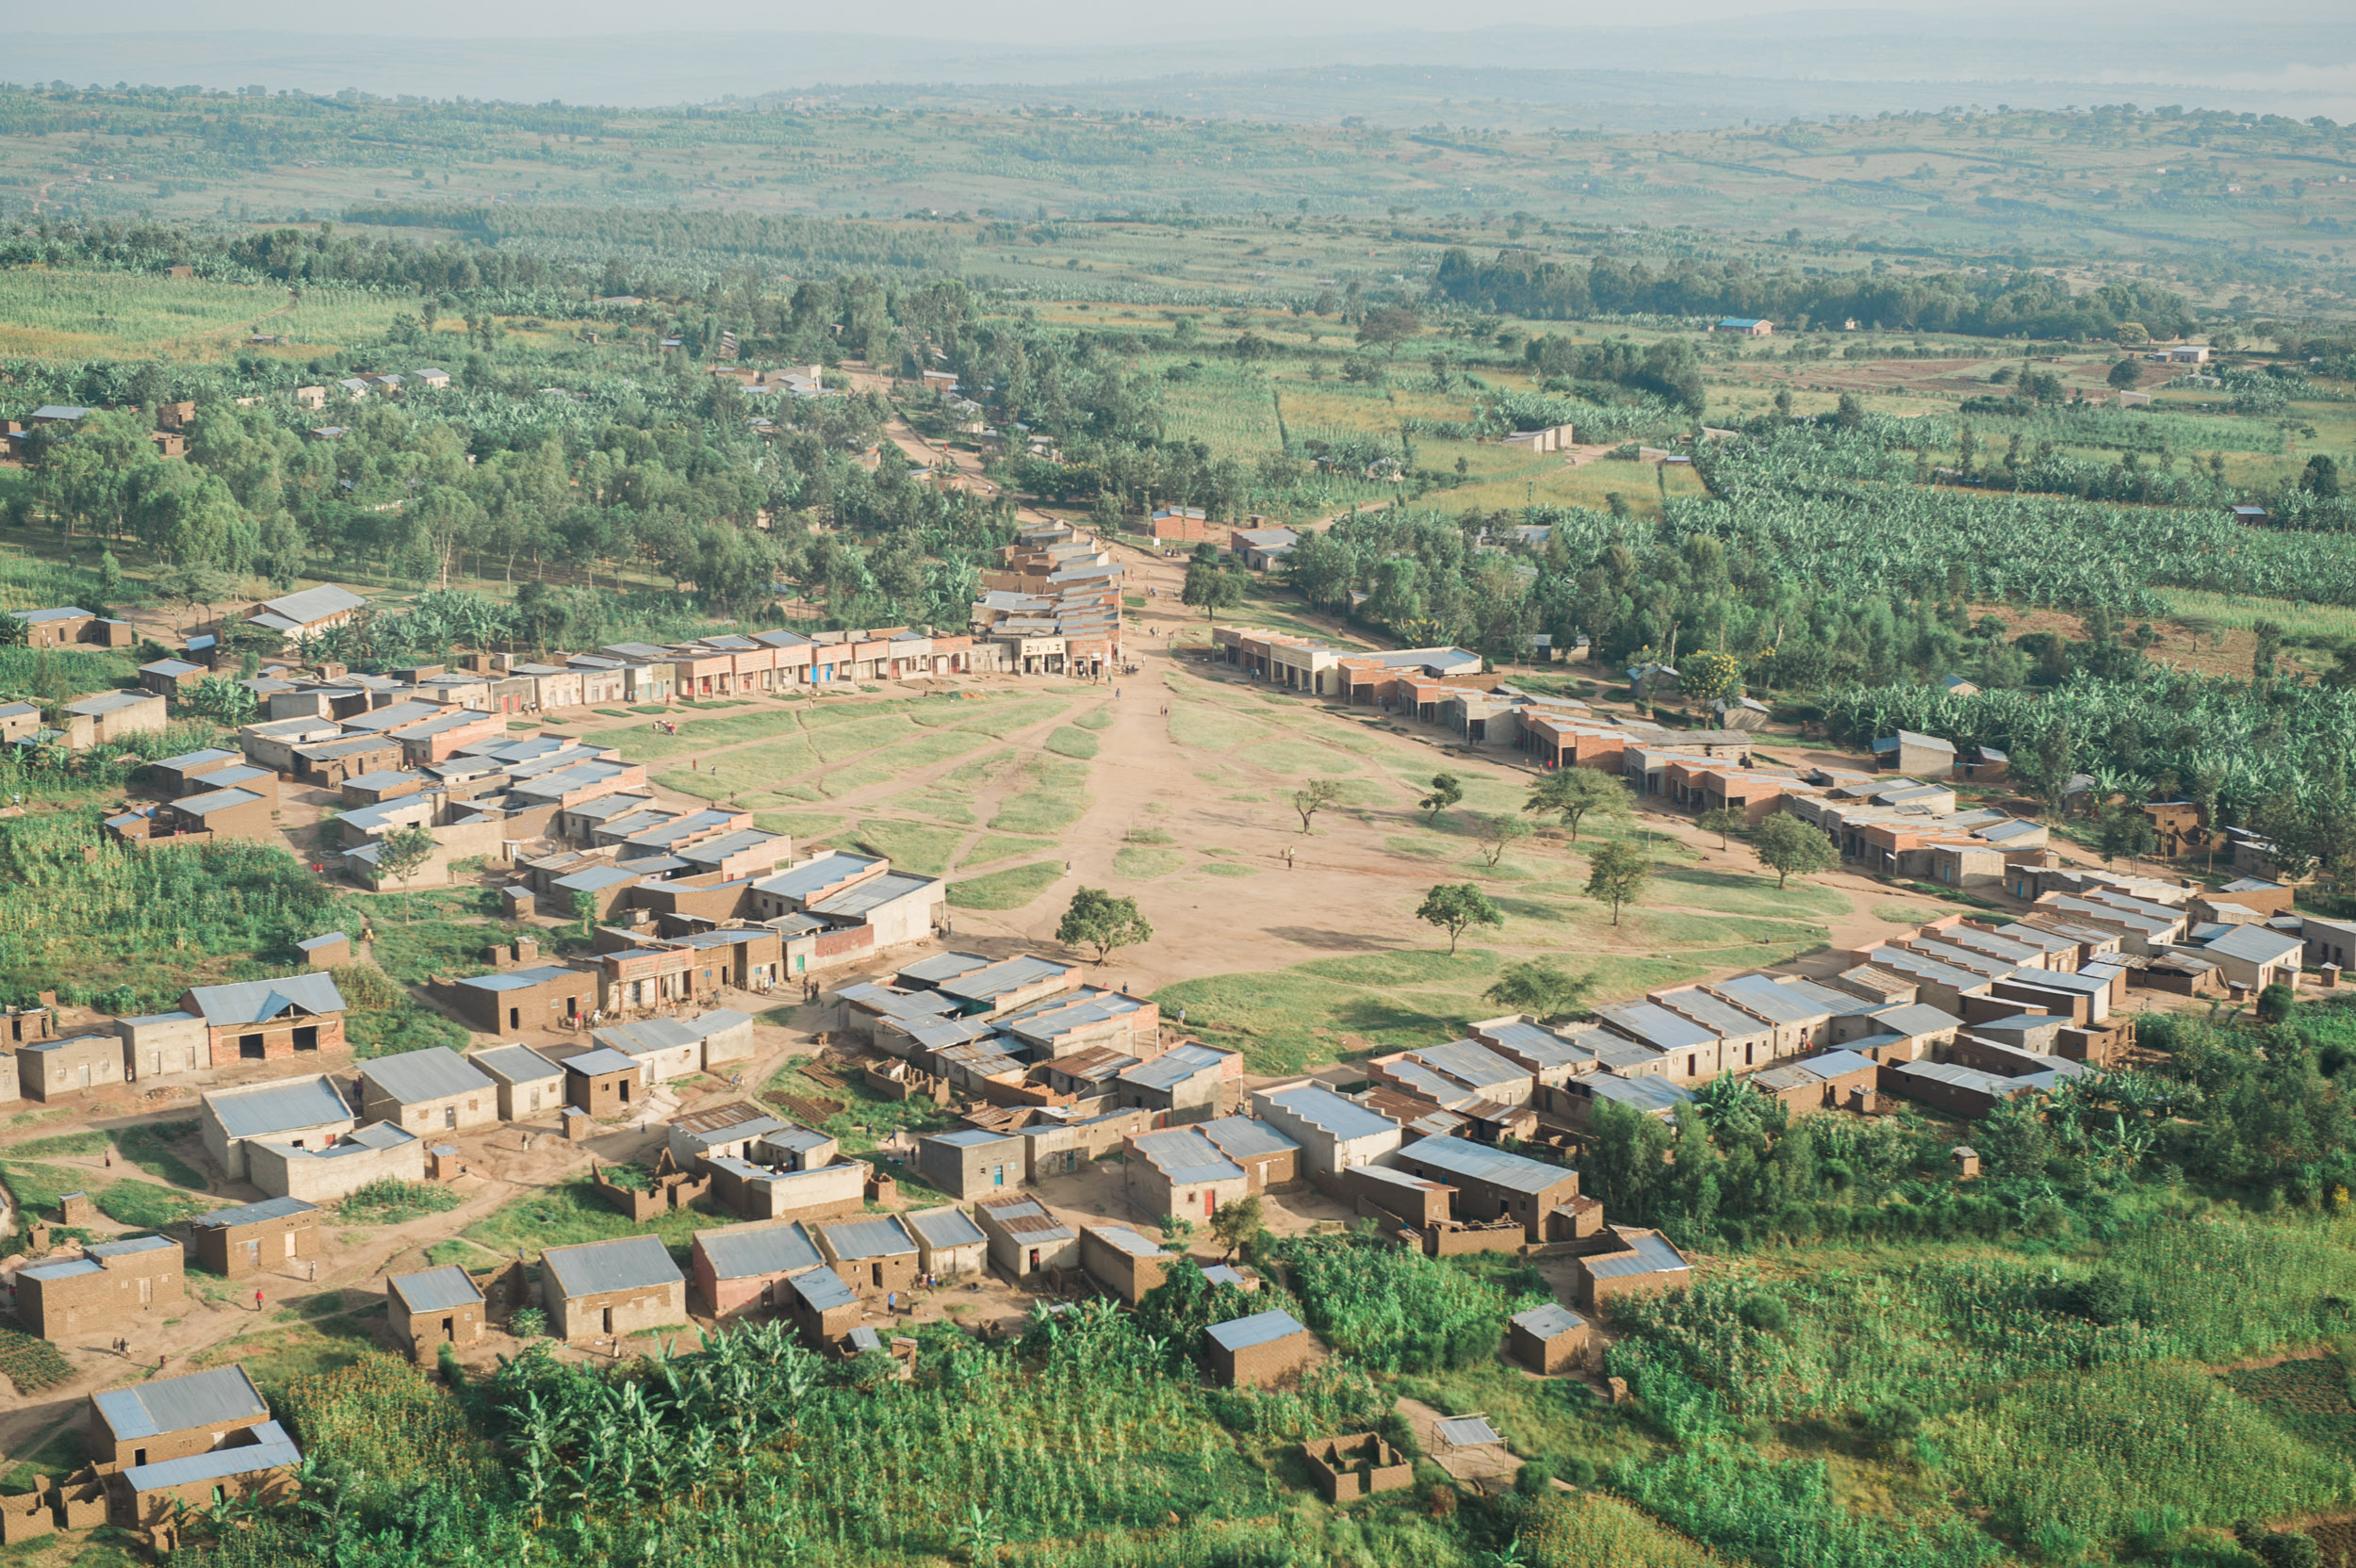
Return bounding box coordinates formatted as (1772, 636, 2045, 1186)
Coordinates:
(18, 1236, 184, 1339)
(248, 1122, 424, 1201)
(816, 1215, 920, 1298)
(915, 1128, 1023, 1198)
(903, 1205, 988, 1280)
(562, 1047, 646, 1115)
(590, 1009, 754, 1083)
(1386, 1135, 1582, 1242)
(1205, 1309, 1317, 1388)
(87, 1365, 270, 1469)
(201, 1074, 358, 1181)
(357, 1047, 499, 1135)
(1248, 1084, 1402, 1175)
(387, 1266, 486, 1357)
(1195, 1117, 1301, 1192)
(1573, 1227, 1694, 1315)
(541, 1234, 689, 1341)
(18, 1035, 125, 1101)
(188, 1196, 319, 1279)
(1114, 1042, 1233, 1126)
(1124, 1126, 1251, 1222)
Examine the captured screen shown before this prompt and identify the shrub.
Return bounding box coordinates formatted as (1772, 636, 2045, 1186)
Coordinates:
(1517, 1460, 1557, 1496)
(1740, 1294, 1790, 1332)
(337, 1179, 462, 1226)
(508, 1307, 548, 1339)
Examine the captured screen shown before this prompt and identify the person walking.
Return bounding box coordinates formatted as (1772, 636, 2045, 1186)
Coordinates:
(254, 1288, 265, 1313)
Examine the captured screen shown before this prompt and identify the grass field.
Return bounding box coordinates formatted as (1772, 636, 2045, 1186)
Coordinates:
(0, 267, 410, 358)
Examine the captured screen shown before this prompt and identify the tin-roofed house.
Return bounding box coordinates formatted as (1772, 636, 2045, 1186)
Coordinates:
(915, 1127, 1023, 1198)
(1247, 1084, 1402, 1175)
(470, 1044, 567, 1119)
(1115, 1041, 1235, 1126)
(590, 1010, 753, 1083)
(247, 583, 367, 644)
(18, 1034, 125, 1102)
(690, 1219, 826, 1320)
(440, 963, 594, 1034)
(87, 1365, 270, 1469)
(387, 1266, 486, 1357)
(178, 973, 347, 1065)
(541, 1234, 688, 1341)
(817, 1215, 920, 1298)
(903, 1205, 988, 1280)
(18, 1236, 184, 1339)
(1507, 1301, 1593, 1375)
(1124, 1126, 1251, 1221)
(357, 1047, 499, 1135)
(1079, 1224, 1171, 1305)
(973, 1192, 1079, 1281)
(200, 1074, 357, 1181)
(247, 1121, 425, 1201)
(1388, 1135, 1586, 1244)
(562, 1046, 646, 1115)
(1195, 1116, 1302, 1192)
(1205, 1308, 1317, 1388)
(1574, 1227, 1694, 1315)
(779, 1265, 862, 1351)
(188, 1197, 319, 1278)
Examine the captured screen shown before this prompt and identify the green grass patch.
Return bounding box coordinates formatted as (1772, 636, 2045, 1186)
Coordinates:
(335, 1179, 462, 1227)
(1167, 701, 1272, 751)
(963, 833, 1057, 867)
(0, 1160, 84, 1216)
(95, 1181, 209, 1230)
(190, 1314, 382, 1387)
(1111, 846, 1186, 879)
(847, 819, 965, 877)
(761, 1063, 953, 1156)
(4, 1131, 107, 1159)
(752, 811, 847, 841)
(0, 1328, 74, 1396)
(946, 861, 1064, 910)
(425, 1237, 499, 1270)
(1199, 862, 1259, 878)
(988, 757, 1092, 837)
(460, 1178, 717, 1261)
(1043, 726, 1101, 760)
(1074, 706, 1115, 731)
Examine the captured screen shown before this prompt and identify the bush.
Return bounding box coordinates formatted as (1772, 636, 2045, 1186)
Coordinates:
(508, 1307, 548, 1339)
(1516, 1460, 1556, 1496)
(337, 1179, 462, 1226)
(1740, 1294, 1790, 1332)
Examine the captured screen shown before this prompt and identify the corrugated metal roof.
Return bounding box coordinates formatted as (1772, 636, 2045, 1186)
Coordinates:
(189, 1196, 317, 1231)
(93, 1365, 269, 1442)
(810, 871, 937, 918)
(389, 1265, 484, 1314)
(472, 1044, 564, 1085)
(1397, 1135, 1572, 1197)
(1201, 1264, 1249, 1289)
(785, 1265, 857, 1313)
(542, 1234, 682, 1299)
(1511, 1302, 1588, 1340)
(1086, 1225, 1162, 1259)
(698, 1221, 823, 1280)
(205, 1075, 354, 1139)
(1434, 1415, 1503, 1447)
(360, 1047, 495, 1105)
(755, 852, 882, 901)
(936, 954, 1073, 1002)
(1872, 1003, 1961, 1038)
(186, 972, 346, 1026)
(821, 1216, 915, 1261)
(564, 1047, 644, 1077)
(1119, 1042, 1228, 1092)
(1196, 1117, 1300, 1161)
(896, 951, 993, 986)
(1206, 1309, 1307, 1352)
(976, 1194, 1073, 1241)
(458, 963, 584, 993)
(1260, 1084, 1399, 1144)
(1129, 1128, 1246, 1183)
(259, 583, 366, 626)
(123, 1420, 302, 1493)
(1586, 1233, 1691, 1280)
(927, 1128, 1017, 1150)
(903, 1206, 985, 1250)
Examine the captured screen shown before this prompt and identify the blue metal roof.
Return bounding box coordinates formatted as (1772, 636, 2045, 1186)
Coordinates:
(697, 1221, 823, 1280)
(389, 1266, 483, 1314)
(93, 1365, 268, 1442)
(123, 1421, 301, 1493)
(785, 1265, 857, 1313)
(189, 1196, 316, 1232)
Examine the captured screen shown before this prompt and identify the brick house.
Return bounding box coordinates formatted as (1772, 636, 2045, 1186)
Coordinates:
(1115, 1042, 1235, 1126)
(1079, 1225, 1170, 1306)
(690, 1219, 826, 1320)
(18, 1035, 125, 1101)
(915, 1128, 1023, 1198)
(779, 1265, 862, 1351)
(1573, 1227, 1694, 1315)
(357, 1047, 499, 1135)
(1386, 1135, 1582, 1243)
(88, 1365, 270, 1469)
(561, 1047, 645, 1114)
(816, 1216, 920, 1298)
(199, 1075, 357, 1182)
(441, 963, 594, 1033)
(1507, 1301, 1592, 1374)
(1124, 1126, 1251, 1222)
(541, 1234, 688, 1341)
(1197, 1117, 1301, 1191)
(60, 691, 167, 748)
(188, 1196, 319, 1278)
(179, 974, 348, 1065)
(18, 1236, 184, 1338)
(387, 1266, 486, 1357)
(1205, 1309, 1317, 1388)
(247, 1122, 424, 1201)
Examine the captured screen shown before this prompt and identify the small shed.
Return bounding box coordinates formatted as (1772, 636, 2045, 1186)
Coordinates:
(1205, 1308, 1317, 1388)
(297, 933, 352, 971)
(387, 1265, 486, 1357)
(188, 1196, 319, 1279)
(1506, 1301, 1592, 1375)
(902, 1205, 988, 1280)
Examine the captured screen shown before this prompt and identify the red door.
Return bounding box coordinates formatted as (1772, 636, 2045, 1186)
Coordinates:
(1203, 1190, 1216, 1218)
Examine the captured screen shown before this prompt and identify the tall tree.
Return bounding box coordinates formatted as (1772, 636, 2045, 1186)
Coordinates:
(1750, 814, 1838, 890)
(1524, 768, 1631, 842)
(1583, 841, 1650, 926)
(1415, 883, 1502, 956)
(1056, 887, 1153, 963)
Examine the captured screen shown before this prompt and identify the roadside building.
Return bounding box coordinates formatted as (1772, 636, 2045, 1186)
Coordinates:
(903, 1205, 988, 1280)
(201, 1074, 357, 1182)
(387, 1266, 486, 1357)
(470, 1044, 567, 1120)
(18, 1034, 125, 1101)
(357, 1047, 499, 1135)
(914, 1128, 1023, 1198)
(188, 1197, 319, 1278)
(18, 1236, 184, 1339)
(541, 1234, 689, 1341)
(179, 974, 348, 1065)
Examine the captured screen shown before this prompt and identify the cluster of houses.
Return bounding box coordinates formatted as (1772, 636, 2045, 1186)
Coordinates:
(968, 521, 1123, 678)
